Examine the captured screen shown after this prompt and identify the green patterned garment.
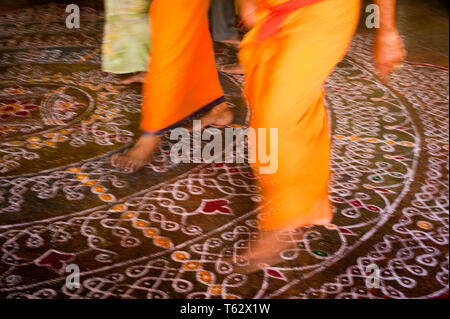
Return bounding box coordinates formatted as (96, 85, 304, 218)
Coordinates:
(102, 0, 151, 74)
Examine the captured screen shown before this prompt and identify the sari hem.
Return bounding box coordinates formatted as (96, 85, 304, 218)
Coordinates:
(142, 96, 226, 136)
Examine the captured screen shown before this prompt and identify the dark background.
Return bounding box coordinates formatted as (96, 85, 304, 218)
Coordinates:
(0, 0, 104, 10)
(0, 0, 448, 11)
(0, 0, 448, 64)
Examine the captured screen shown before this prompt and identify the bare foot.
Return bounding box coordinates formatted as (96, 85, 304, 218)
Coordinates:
(116, 72, 146, 85)
(110, 134, 161, 172)
(228, 229, 295, 275)
(187, 102, 234, 131)
(220, 64, 244, 74)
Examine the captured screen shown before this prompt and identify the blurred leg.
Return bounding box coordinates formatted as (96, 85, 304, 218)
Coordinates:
(237, 0, 361, 268)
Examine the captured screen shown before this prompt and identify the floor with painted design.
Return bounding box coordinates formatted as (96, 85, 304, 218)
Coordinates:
(0, 2, 448, 299)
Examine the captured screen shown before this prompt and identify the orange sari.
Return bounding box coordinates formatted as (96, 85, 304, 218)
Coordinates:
(141, 0, 225, 134)
(240, 0, 361, 230)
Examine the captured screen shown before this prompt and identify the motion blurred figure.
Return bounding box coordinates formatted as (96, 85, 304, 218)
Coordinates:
(102, 0, 151, 84)
(235, 0, 406, 270)
(219, 0, 258, 74)
(110, 0, 233, 171)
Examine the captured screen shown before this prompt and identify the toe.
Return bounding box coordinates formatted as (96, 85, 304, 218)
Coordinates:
(124, 158, 137, 172)
(117, 156, 129, 171)
(120, 158, 134, 172)
(110, 154, 120, 167)
(132, 159, 147, 172)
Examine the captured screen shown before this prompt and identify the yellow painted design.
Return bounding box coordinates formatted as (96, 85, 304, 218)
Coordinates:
(82, 180, 97, 186)
(27, 137, 40, 142)
(5, 141, 23, 146)
(43, 140, 56, 147)
(154, 236, 173, 249)
(111, 204, 126, 212)
(417, 221, 432, 230)
(28, 143, 40, 149)
(122, 211, 136, 219)
(198, 271, 213, 284)
(134, 220, 148, 228)
(183, 261, 201, 270)
(100, 194, 114, 201)
(93, 186, 105, 193)
(172, 251, 188, 262)
(144, 228, 158, 238)
(76, 173, 89, 181)
(208, 285, 222, 295)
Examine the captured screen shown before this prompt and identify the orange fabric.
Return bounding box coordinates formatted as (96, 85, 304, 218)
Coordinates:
(258, 0, 324, 41)
(240, 0, 361, 231)
(141, 0, 224, 133)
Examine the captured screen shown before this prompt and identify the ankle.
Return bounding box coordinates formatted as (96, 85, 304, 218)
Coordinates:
(138, 134, 161, 143)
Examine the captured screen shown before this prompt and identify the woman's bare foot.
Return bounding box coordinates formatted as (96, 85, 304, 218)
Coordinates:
(110, 134, 161, 172)
(220, 64, 244, 74)
(116, 72, 147, 85)
(229, 229, 295, 275)
(110, 104, 232, 172)
(374, 29, 406, 82)
(187, 102, 234, 131)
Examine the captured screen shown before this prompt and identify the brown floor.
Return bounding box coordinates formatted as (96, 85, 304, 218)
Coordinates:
(1, 0, 449, 68)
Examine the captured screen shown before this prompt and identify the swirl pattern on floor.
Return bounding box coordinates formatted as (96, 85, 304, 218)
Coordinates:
(0, 5, 448, 299)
